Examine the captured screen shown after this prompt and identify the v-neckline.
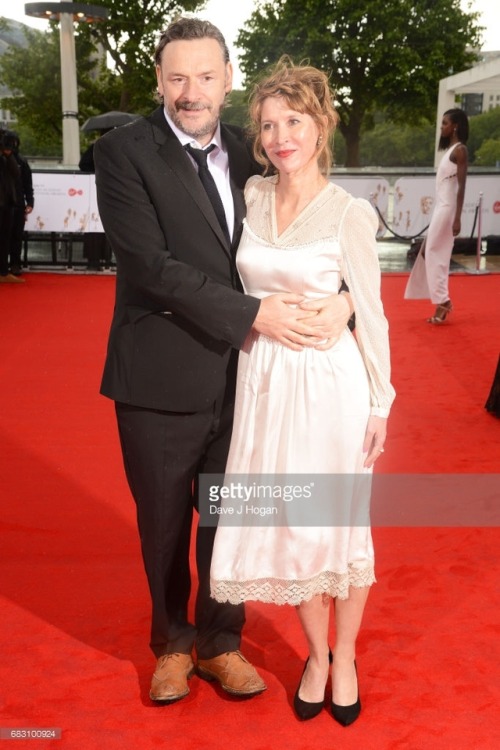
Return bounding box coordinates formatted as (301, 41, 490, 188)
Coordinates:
(271, 180, 332, 241)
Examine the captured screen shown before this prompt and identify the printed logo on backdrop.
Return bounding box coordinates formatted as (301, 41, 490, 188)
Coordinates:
(24, 172, 498, 237)
(25, 173, 104, 233)
(394, 176, 500, 238)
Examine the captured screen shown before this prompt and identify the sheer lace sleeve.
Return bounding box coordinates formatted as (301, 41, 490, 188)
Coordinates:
(244, 174, 261, 198)
(340, 198, 396, 417)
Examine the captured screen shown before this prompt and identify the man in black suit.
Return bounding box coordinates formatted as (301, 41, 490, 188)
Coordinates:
(95, 18, 350, 704)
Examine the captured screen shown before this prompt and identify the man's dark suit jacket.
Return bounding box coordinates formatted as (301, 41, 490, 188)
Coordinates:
(95, 107, 261, 413)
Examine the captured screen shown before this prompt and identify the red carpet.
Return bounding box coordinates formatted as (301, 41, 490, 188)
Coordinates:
(0, 273, 499, 749)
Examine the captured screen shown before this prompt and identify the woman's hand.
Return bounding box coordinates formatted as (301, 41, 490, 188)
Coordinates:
(452, 217, 461, 237)
(298, 293, 353, 351)
(363, 415, 388, 468)
(253, 293, 318, 351)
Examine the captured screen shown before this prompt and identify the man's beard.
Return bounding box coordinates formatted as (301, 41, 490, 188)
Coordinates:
(167, 99, 222, 140)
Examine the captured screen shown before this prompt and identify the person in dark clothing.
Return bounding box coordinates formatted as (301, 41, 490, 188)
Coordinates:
(0, 130, 24, 283)
(79, 142, 96, 173)
(79, 131, 111, 270)
(1, 131, 33, 276)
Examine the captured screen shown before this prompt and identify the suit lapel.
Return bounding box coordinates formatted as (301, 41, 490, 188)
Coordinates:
(149, 109, 232, 258)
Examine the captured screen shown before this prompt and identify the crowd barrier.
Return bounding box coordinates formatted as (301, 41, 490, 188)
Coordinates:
(21, 171, 500, 269)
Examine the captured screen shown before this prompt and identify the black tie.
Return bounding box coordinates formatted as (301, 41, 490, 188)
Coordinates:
(185, 143, 230, 244)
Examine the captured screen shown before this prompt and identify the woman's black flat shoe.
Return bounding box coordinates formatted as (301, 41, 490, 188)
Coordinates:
(293, 650, 332, 721)
(331, 660, 361, 726)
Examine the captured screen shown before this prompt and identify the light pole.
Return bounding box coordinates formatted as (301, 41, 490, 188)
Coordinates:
(24, 2, 108, 167)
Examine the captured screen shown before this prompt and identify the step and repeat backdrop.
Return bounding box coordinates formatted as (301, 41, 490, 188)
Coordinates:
(25, 172, 500, 238)
(391, 176, 500, 238)
(25, 173, 102, 234)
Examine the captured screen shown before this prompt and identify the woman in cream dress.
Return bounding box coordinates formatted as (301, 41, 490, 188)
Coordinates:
(405, 109, 469, 323)
(210, 60, 395, 725)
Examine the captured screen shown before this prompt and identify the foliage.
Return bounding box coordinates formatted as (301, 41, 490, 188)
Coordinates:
(237, 0, 483, 166)
(0, 25, 115, 155)
(221, 89, 252, 129)
(331, 106, 500, 168)
(467, 105, 500, 162)
(332, 107, 500, 168)
(358, 120, 435, 167)
(1, 26, 61, 152)
(474, 138, 500, 167)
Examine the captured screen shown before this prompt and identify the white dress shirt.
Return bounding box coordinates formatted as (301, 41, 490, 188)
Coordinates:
(164, 110, 234, 240)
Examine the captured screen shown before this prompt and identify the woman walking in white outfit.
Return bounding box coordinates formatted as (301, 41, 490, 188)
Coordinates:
(405, 108, 469, 323)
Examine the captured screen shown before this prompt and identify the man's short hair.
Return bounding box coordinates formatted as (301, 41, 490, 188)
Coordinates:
(154, 17, 230, 67)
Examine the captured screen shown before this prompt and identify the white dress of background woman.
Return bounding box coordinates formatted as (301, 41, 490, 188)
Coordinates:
(405, 142, 462, 304)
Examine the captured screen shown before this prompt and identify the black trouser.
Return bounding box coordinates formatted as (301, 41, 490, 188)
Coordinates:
(83, 233, 108, 269)
(0, 207, 14, 275)
(115, 379, 244, 659)
(9, 206, 25, 269)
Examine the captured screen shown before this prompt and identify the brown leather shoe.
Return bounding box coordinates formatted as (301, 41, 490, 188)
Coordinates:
(149, 653, 195, 702)
(197, 650, 267, 697)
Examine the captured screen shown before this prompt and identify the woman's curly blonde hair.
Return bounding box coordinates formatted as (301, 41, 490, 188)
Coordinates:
(248, 56, 339, 175)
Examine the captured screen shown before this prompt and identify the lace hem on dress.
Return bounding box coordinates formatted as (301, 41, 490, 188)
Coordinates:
(211, 565, 376, 606)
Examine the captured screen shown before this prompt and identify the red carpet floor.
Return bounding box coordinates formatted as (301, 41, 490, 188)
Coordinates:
(0, 273, 499, 749)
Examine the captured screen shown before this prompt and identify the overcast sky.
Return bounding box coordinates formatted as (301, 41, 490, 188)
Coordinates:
(1, 0, 498, 88)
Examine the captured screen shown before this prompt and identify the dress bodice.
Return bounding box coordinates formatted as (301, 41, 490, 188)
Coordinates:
(240, 176, 395, 417)
(237, 221, 342, 300)
(435, 143, 460, 207)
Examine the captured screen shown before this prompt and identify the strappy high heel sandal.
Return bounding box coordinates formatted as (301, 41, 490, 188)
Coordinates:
(427, 300, 453, 324)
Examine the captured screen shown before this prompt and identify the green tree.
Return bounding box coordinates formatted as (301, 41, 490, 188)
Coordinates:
(0, 26, 61, 152)
(237, 0, 482, 167)
(0, 25, 119, 155)
(334, 107, 500, 168)
(474, 138, 500, 167)
(359, 119, 434, 167)
(467, 106, 500, 163)
(221, 89, 251, 129)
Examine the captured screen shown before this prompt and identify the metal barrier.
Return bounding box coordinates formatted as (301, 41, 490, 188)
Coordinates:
(22, 231, 115, 271)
